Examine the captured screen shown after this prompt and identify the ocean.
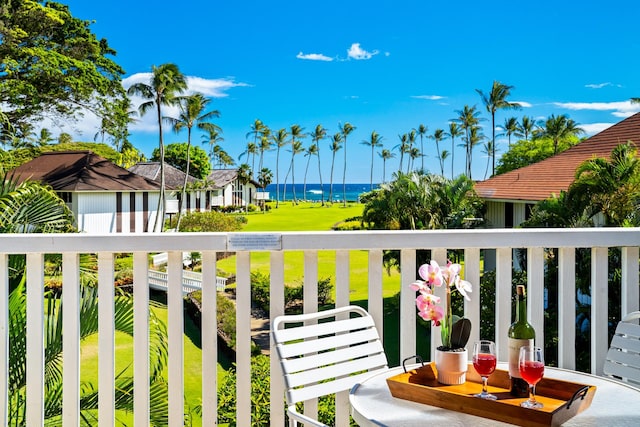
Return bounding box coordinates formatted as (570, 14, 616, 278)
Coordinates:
(264, 183, 378, 203)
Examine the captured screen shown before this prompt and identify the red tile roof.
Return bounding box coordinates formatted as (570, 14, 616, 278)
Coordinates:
(11, 151, 160, 191)
(474, 112, 640, 202)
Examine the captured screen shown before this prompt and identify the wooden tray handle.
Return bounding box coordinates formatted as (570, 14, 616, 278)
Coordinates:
(566, 385, 590, 410)
(402, 355, 425, 373)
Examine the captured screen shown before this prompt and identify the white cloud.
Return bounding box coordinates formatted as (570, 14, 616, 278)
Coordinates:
(512, 100, 532, 108)
(347, 43, 378, 60)
(296, 52, 333, 61)
(553, 100, 640, 117)
(411, 95, 445, 100)
(585, 82, 622, 89)
(581, 122, 615, 135)
(122, 74, 247, 99)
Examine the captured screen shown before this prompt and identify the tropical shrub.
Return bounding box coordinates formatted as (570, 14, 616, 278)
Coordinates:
(176, 210, 246, 232)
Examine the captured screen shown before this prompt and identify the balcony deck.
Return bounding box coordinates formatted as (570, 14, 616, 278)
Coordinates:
(1, 228, 639, 426)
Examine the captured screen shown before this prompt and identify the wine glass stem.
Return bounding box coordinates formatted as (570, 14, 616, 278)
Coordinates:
(529, 384, 536, 404)
(482, 377, 488, 394)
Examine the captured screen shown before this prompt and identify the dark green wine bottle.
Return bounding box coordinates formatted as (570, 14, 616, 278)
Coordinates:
(508, 285, 535, 397)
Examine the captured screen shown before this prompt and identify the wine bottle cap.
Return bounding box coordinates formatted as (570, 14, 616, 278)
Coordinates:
(516, 285, 525, 296)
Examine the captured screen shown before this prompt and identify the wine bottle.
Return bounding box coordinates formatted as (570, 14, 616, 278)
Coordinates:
(508, 284, 535, 397)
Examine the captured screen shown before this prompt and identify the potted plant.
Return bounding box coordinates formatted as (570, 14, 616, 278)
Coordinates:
(410, 260, 472, 384)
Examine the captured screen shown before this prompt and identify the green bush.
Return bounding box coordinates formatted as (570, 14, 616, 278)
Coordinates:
(176, 211, 246, 232)
(332, 220, 363, 230)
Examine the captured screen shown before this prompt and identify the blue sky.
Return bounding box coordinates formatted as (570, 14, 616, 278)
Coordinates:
(59, 0, 640, 182)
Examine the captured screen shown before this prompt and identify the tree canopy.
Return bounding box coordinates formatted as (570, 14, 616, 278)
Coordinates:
(152, 142, 211, 179)
(495, 135, 581, 175)
(0, 1, 127, 136)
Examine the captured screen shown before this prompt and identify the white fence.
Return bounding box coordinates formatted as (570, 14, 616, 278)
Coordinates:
(148, 268, 227, 294)
(0, 229, 639, 426)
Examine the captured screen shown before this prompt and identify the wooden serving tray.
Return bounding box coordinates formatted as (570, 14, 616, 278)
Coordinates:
(386, 363, 596, 427)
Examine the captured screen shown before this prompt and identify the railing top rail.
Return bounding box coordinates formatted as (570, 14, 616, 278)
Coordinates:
(0, 228, 638, 254)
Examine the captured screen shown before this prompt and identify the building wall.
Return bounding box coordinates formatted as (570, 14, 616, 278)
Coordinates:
(75, 192, 159, 233)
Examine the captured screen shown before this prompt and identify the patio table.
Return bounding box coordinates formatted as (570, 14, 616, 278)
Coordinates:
(350, 362, 640, 426)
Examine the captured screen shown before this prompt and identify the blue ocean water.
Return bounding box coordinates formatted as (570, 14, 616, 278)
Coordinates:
(264, 183, 378, 202)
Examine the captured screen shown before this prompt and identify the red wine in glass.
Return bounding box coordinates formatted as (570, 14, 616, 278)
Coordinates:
(473, 353, 497, 376)
(520, 360, 544, 385)
(473, 341, 497, 400)
(519, 346, 545, 409)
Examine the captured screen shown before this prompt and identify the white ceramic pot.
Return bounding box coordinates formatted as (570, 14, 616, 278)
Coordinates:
(435, 348, 468, 385)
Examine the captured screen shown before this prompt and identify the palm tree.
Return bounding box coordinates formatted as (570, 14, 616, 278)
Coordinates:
(237, 163, 252, 211)
(447, 122, 463, 179)
(379, 148, 395, 184)
(476, 81, 521, 176)
(339, 122, 355, 206)
(454, 105, 481, 179)
(271, 128, 288, 208)
(127, 63, 187, 232)
(482, 139, 494, 180)
(165, 93, 220, 229)
(288, 124, 305, 204)
(569, 143, 640, 225)
(328, 133, 342, 203)
(415, 124, 428, 172)
(406, 129, 417, 173)
(469, 125, 485, 179)
(408, 147, 421, 173)
(36, 128, 55, 147)
(303, 143, 318, 200)
(309, 124, 327, 205)
(515, 115, 536, 142)
(503, 116, 519, 148)
(538, 114, 584, 154)
(361, 131, 384, 190)
(431, 129, 446, 176)
(239, 141, 258, 178)
(395, 133, 409, 173)
(257, 126, 271, 176)
(202, 128, 224, 166)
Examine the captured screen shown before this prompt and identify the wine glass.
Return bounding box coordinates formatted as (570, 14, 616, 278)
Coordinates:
(518, 345, 545, 408)
(472, 340, 497, 400)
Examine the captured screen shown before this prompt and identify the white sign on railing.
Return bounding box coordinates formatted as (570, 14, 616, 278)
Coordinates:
(227, 233, 282, 251)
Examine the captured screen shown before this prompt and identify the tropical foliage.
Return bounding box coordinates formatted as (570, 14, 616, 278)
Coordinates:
(361, 172, 484, 230)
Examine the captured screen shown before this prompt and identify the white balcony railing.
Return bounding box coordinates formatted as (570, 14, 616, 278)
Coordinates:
(1, 228, 639, 426)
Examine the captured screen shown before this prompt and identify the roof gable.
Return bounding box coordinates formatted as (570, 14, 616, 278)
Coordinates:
(129, 162, 198, 190)
(11, 151, 160, 191)
(475, 112, 640, 201)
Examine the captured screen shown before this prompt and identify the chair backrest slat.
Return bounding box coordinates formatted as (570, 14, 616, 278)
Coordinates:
(272, 305, 389, 422)
(603, 311, 640, 387)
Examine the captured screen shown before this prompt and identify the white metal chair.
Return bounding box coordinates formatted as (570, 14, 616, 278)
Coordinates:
(603, 311, 640, 388)
(272, 305, 388, 427)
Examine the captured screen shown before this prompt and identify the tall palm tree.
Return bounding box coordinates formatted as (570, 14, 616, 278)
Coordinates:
(271, 128, 289, 208)
(379, 148, 395, 184)
(395, 133, 409, 173)
(127, 63, 187, 232)
(361, 131, 384, 190)
(430, 129, 446, 176)
(406, 129, 417, 173)
(202, 128, 224, 166)
(288, 124, 305, 204)
(239, 141, 258, 177)
(303, 143, 318, 200)
(339, 122, 355, 206)
(257, 126, 272, 176)
(516, 115, 536, 142)
(408, 147, 421, 173)
(415, 124, 428, 172)
(539, 114, 584, 154)
(503, 116, 519, 148)
(309, 124, 327, 205)
(469, 125, 485, 179)
(447, 122, 463, 179)
(454, 105, 481, 179)
(328, 133, 342, 203)
(165, 93, 220, 229)
(476, 81, 521, 176)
